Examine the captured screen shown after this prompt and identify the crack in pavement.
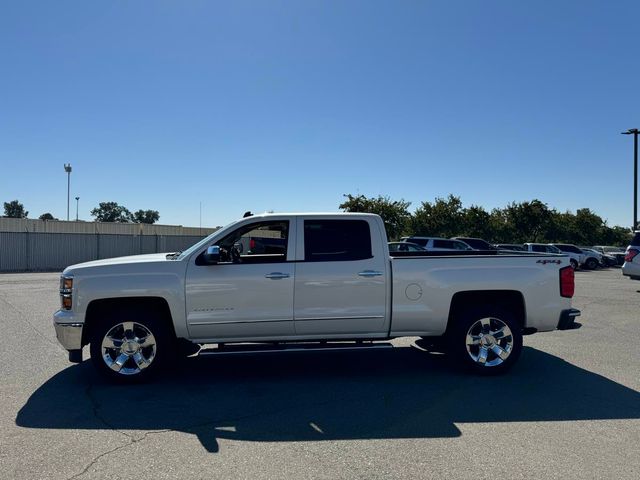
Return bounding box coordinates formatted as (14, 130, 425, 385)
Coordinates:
(66, 392, 345, 479)
(67, 384, 173, 480)
(0, 294, 63, 351)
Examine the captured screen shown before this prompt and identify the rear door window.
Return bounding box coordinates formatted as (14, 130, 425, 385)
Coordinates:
(304, 220, 372, 262)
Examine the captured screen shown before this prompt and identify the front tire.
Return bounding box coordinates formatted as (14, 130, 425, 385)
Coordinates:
(450, 308, 523, 375)
(90, 310, 173, 383)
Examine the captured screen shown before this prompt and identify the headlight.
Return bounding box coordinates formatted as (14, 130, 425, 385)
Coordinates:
(60, 275, 73, 310)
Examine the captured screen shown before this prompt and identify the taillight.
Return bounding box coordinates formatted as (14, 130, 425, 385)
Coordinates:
(560, 266, 574, 298)
(625, 248, 639, 263)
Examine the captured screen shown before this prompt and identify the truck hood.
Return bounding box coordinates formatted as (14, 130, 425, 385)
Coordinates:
(64, 253, 174, 272)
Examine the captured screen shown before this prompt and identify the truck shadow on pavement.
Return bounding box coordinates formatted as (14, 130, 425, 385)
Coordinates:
(16, 346, 640, 453)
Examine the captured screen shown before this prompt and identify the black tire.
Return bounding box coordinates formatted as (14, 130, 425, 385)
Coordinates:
(585, 257, 598, 270)
(570, 259, 578, 270)
(449, 307, 523, 375)
(89, 307, 174, 383)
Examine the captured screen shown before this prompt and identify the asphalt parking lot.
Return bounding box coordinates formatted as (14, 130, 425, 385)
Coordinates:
(1, 268, 639, 479)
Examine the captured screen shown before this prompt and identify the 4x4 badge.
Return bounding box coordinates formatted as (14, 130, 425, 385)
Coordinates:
(536, 259, 562, 265)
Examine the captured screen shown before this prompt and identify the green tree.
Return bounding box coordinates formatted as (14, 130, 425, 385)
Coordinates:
(502, 199, 552, 243)
(3, 200, 28, 218)
(600, 225, 632, 247)
(460, 205, 492, 239)
(90, 202, 133, 223)
(411, 195, 464, 238)
(39, 213, 56, 220)
(133, 209, 160, 224)
(572, 208, 604, 245)
(340, 194, 411, 240)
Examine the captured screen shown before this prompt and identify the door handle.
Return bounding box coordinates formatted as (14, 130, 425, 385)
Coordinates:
(265, 272, 290, 280)
(358, 270, 383, 278)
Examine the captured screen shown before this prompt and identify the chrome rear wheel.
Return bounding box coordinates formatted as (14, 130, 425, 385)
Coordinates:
(465, 317, 514, 368)
(452, 308, 523, 375)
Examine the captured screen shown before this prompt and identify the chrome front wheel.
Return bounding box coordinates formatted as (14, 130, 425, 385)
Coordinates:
(101, 321, 157, 375)
(90, 309, 172, 382)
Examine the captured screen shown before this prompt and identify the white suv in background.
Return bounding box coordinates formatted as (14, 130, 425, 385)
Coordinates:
(622, 231, 640, 280)
(551, 244, 600, 270)
(401, 237, 472, 252)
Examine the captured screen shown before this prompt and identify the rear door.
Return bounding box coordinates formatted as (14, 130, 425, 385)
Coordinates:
(293, 217, 389, 336)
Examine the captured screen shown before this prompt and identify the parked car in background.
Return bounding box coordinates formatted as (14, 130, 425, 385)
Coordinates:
(400, 237, 472, 252)
(452, 237, 497, 250)
(524, 243, 579, 270)
(551, 243, 599, 269)
(622, 231, 640, 280)
(388, 242, 426, 253)
(494, 244, 527, 252)
(580, 247, 613, 267)
(592, 246, 626, 266)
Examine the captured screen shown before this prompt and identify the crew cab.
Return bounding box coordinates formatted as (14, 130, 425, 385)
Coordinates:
(53, 213, 581, 383)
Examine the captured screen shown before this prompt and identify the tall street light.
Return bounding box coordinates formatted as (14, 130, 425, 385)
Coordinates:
(64, 163, 72, 221)
(75, 196, 80, 221)
(622, 129, 639, 230)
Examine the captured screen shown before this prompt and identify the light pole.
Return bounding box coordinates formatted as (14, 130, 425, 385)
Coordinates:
(75, 196, 80, 221)
(64, 163, 72, 221)
(622, 129, 639, 230)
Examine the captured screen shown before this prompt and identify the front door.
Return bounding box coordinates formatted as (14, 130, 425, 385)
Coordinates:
(185, 219, 295, 341)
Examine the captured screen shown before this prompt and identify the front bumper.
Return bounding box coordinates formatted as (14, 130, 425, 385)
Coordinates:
(557, 308, 581, 330)
(53, 310, 84, 363)
(54, 321, 83, 350)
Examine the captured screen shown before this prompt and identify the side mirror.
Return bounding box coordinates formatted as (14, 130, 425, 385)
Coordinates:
(202, 245, 221, 265)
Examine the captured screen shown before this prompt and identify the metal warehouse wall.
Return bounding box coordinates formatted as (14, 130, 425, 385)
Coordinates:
(0, 232, 207, 272)
(0, 218, 219, 236)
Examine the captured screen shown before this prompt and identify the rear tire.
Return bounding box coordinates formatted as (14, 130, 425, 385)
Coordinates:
(585, 258, 598, 270)
(89, 308, 174, 383)
(449, 308, 523, 375)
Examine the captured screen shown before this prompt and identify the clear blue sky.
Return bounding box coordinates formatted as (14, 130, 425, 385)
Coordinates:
(1, 1, 639, 228)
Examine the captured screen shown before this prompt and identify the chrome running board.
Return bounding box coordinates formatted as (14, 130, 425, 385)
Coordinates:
(198, 341, 393, 357)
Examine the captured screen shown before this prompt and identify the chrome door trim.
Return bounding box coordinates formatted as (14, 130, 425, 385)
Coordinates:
(189, 318, 293, 326)
(294, 315, 385, 322)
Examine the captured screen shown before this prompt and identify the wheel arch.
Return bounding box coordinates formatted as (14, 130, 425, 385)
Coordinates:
(445, 290, 526, 336)
(82, 296, 177, 347)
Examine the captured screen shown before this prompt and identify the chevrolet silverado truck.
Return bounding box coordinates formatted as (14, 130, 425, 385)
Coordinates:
(53, 213, 581, 382)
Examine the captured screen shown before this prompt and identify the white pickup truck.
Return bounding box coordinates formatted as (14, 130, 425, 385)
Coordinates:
(54, 213, 581, 382)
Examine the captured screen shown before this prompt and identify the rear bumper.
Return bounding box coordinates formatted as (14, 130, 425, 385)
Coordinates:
(622, 261, 640, 280)
(557, 308, 582, 330)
